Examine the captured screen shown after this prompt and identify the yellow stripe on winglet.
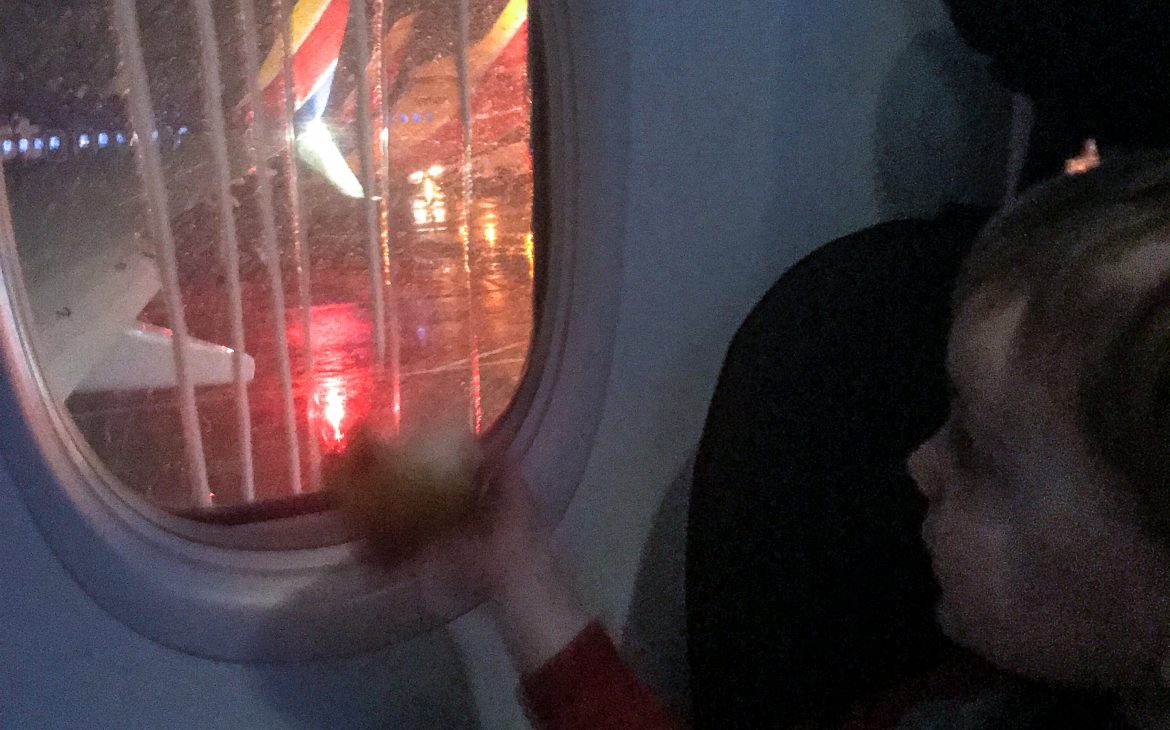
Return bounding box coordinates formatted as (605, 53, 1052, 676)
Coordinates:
(470, 0, 528, 79)
(257, 0, 336, 90)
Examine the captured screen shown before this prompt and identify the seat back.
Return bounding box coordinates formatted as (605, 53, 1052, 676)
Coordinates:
(686, 207, 990, 728)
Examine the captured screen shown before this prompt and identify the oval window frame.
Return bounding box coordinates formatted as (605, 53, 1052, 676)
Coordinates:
(0, 0, 630, 662)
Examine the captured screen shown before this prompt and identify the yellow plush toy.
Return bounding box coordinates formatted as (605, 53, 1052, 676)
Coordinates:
(325, 422, 484, 562)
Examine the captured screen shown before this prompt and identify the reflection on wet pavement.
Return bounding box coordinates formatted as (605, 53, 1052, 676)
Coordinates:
(64, 173, 533, 511)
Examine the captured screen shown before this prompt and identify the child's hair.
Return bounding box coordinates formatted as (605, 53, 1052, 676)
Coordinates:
(956, 152, 1170, 542)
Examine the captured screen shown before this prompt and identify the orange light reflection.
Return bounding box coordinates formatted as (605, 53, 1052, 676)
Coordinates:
(1065, 138, 1100, 176)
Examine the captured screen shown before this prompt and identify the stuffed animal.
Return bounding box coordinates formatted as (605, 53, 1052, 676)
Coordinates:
(324, 422, 484, 562)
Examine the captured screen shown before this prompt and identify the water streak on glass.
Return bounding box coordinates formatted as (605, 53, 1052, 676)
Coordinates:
(235, 0, 304, 493)
(373, 0, 404, 433)
(192, 0, 257, 501)
(110, 0, 212, 506)
(456, 0, 484, 434)
(275, 0, 322, 487)
(352, 0, 389, 375)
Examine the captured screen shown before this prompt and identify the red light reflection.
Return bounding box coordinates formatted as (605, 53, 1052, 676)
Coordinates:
(317, 376, 348, 445)
(288, 302, 379, 453)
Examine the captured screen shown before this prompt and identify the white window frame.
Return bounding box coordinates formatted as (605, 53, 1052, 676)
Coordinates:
(0, 0, 629, 661)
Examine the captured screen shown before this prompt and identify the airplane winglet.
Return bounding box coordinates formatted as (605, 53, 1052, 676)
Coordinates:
(76, 321, 256, 393)
(295, 120, 365, 198)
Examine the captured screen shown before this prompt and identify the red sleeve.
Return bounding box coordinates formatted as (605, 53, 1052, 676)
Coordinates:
(835, 653, 1007, 730)
(519, 621, 680, 730)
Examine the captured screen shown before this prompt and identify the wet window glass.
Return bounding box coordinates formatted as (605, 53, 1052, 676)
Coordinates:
(0, 0, 533, 514)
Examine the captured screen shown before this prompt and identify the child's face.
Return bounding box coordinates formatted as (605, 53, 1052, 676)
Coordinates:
(908, 291, 1170, 689)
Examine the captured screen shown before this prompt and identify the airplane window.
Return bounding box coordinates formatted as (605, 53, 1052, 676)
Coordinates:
(0, 0, 534, 521)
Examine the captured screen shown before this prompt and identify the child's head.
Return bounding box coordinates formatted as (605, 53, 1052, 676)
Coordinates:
(909, 154, 1170, 692)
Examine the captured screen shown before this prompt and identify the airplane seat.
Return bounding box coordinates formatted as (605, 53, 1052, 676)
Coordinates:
(685, 203, 993, 729)
(943, 0, 1170, 190)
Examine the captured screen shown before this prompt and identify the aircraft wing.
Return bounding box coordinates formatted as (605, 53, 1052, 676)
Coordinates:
(6, 145, 255, 403)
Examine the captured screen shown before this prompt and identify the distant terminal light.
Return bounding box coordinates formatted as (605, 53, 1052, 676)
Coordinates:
(412, 112, 421, 123)
(33, 138, 44, 151)
(2, 140, 13, 156)
(49, 136, 61, 151)
(18, 139, 29, 153)
(399, 113, 409, 124)
(78, 133, 91, 149)
(178, 126, 189, 135)
(97, 132, 109, 148)
(116, 132, 126, 145)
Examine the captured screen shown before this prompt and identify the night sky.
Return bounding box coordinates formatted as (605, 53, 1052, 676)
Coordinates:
(0, 0, 512, 130)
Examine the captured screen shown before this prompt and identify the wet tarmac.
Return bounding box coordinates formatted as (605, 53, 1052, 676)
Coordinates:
(63, 170, 534, 512)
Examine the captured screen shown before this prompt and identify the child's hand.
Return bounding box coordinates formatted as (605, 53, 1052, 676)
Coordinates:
(326, 425, 589, 670)
(324, 425, 556, 615)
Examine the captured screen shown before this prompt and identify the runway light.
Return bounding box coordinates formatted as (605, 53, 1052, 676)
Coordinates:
(78, 134, 90, 148)
(48, 136, 60, 150)
(33, 138, 43, 151)
(427, 164, 444, 176)
(97, 132, 109, 147)
(17, 139, 29, 153)
(408, 170, 424, 184)
(2, 140, 13, 156)
(178, 126, 189, 135)
(116, 132, 126, 145)
(484, 222, 497, 246)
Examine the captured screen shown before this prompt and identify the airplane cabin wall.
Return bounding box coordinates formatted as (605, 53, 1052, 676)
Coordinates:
(0, 0, 1010, 727)
(553, 0, 1009, 720)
